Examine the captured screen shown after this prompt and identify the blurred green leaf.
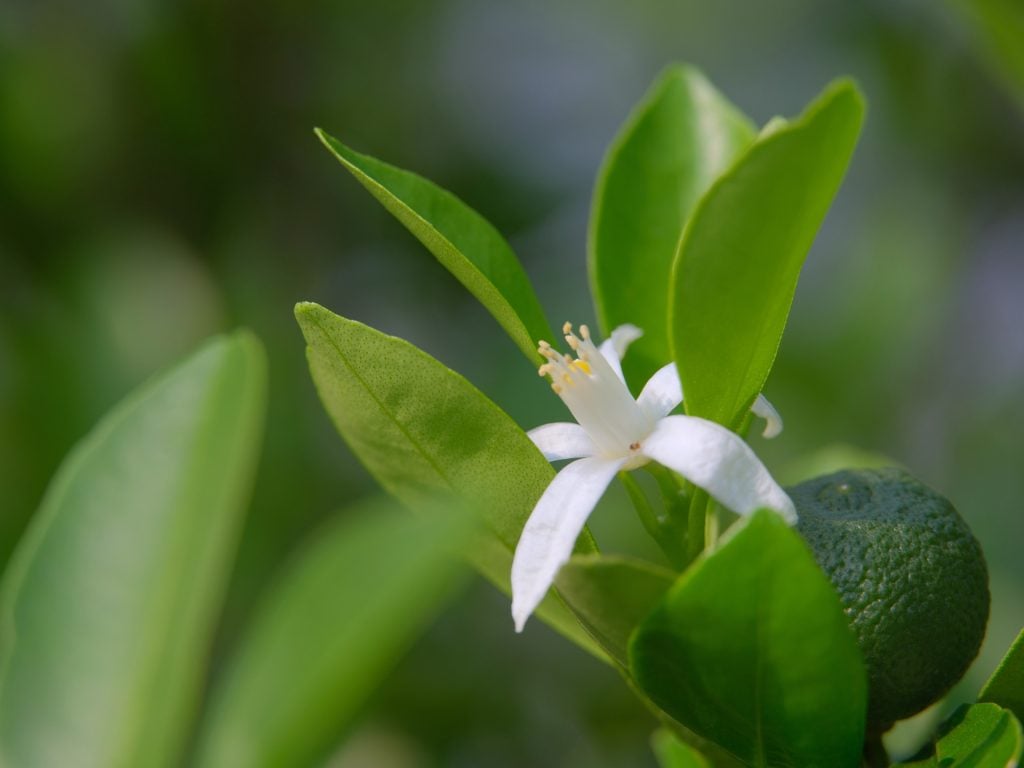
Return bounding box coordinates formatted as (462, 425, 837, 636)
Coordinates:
(670, 80, 865, 430)
(589, 65, 755, 385)
(778, 443, 898, 486)
(979, 628, 1024, 723)
(316, 129, 553, 362)
(629, 510, 867, 768)
(555, 554, 674, 667)
(193, 500, 469, 768)
(295, 302, 604, 659)
(953, 0, 1024, 115)
(898, 703, 1023, 767)
(651, 728, 711, 768)
(0, 332, 266, 768)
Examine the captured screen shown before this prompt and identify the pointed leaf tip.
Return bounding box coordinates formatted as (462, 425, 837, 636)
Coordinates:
(316, 130, 552, 362)
(588, 65, 756, 385)
(670, 76, 866, 429)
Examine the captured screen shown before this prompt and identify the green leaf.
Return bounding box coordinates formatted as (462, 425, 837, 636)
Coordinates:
(979, 627, 1024, 723)
(295, 302, 603, 660)
(670, 80, 865, 430)
(193, 500, 468, 768)
(651, 728, 712, 768)
(629, 510, 867, 768)
(0, 332, 266, 768)
(555, 554, 675, 668)
(589, 65, 756, 385)
(953, 0, 1024, 115)
(899, 703, 1024, 767)
(316, 129, 553, 362)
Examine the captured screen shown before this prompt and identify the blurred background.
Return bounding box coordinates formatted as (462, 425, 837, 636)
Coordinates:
(2, 0, 1022, 764)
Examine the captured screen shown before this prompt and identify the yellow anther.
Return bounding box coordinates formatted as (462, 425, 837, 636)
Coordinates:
(538, 339, 551, 348)
(561, 373, 573, 385)
(551, 383, 562, 394)
(580, 324, 591, 341)
(572, 360, 592, 375)
(562, 321, 573, 334)
(566, 335, 580, 350)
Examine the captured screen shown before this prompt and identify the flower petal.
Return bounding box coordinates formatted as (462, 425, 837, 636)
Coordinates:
(598, 324, 643, 381)
(511, 456, 626, 632)
(637, 362, 683, 420)
(527, 422, 598, 461)
(641, 415, 796, 523)
(751, 394, 783, 439)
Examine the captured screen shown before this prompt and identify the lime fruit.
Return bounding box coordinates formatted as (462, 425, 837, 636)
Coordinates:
(790, 467, 989, 730)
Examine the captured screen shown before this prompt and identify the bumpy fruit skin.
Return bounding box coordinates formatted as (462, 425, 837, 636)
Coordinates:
(790, 467, 989, 730)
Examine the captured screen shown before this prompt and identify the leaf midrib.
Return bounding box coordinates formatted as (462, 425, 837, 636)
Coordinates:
(309, 311, 458, 498)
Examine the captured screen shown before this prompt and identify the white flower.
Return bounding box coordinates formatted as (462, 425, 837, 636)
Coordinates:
(511, 323, 796, 632)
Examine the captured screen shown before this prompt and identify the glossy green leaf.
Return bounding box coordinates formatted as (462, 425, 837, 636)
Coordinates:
(555, 554, 674, 667)
(651, 728, 711, 768)
(295, 302, 603, 659)
(316, 129, 552, 362)
(193, 500, 468, 768)
(0, 332, 266, 768)
(899, 703, 1023, 767)
(980, 627, 1024, 723)
(630, 510, 867, 768)
(670, 80, 865, 430)
(589, 65, 755, 385)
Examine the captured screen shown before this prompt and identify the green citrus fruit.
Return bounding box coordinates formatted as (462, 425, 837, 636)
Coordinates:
(790, 467, 989, 730)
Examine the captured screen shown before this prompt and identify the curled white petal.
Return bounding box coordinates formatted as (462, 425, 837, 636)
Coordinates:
(637, 362, 684, 421)
(511, 456, 626, 632)
(527, 422, 598, 461)
(751, 394, 783, 439)
(641, 414, 796, 523)
(598, 324, 643, 381)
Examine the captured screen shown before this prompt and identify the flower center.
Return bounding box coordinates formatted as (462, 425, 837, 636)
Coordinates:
(537, 322, 656, 458)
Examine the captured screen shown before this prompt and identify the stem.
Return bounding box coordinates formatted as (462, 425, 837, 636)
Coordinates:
(644, 465, 692, 565)
(686, 490, 709, 562)
(705, 502, 720, 548)
(862, 730, 888, 768)
(620, 472, 663, 541)
(620, 472, 687, 569)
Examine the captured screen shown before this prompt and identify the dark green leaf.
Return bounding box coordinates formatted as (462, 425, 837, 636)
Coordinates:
(193, 500, 469, 768)
(670, 80, 865, 429)
(979, 627, 1024, 723)
(316, 130, 553, 362)
(295, 302, 603, 659)
(0, 332, 266, 768)
(630, 510, 867, 768)
(590, 65, 755, 385)
(555, 554, 674, 667)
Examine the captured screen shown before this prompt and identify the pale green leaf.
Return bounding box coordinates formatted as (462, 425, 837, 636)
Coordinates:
(670, 80, 865, 430)
(193, 500, 469, 768)
(295, 302, 603, 659)
(980, 627, 1024, 723)
(0, 332, 266, 768)
(651, 728, 711, 768)
(899, 703, 1023, 767)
